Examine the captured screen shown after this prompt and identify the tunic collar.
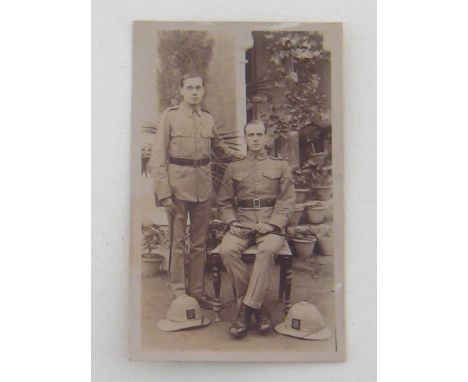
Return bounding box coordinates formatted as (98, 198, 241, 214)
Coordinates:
(247, 150, 268, 161)
(180, 103, 202, 117)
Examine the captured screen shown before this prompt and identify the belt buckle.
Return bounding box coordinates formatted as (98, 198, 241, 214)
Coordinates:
(194, 159, 200, 167)
(253, 198, 261, 208)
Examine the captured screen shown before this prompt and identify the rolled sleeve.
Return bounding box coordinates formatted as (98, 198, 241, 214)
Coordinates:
(217, 164, 238, 224)
(149, 110, 172, 201)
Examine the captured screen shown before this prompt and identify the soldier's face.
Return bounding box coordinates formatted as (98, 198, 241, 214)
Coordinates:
(245, 124, 267, 153)
(180, 77, 205, 106)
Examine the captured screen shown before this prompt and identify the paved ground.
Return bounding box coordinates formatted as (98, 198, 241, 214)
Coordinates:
(139, 253, 337, 355)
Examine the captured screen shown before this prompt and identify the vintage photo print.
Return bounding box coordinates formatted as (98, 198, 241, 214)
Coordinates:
(129, 21, 344, 362)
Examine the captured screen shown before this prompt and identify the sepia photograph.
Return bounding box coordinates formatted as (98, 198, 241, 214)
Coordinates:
(129, 21, 344, 362)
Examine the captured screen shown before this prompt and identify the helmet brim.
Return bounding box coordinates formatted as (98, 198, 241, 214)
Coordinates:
(274, 322, 331, 340)
(157, 316, 211, 332)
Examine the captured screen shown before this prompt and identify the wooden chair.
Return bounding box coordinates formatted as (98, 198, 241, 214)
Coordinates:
(209, 242, 293, 322)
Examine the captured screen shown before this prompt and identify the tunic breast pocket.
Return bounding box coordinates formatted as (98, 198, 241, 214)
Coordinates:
(232, 170, 250, 194)
(199, 125, 214, 154)
(261, 168, 281, 192)
(233, 171, 249, 182)
(170, 126, 192, 156)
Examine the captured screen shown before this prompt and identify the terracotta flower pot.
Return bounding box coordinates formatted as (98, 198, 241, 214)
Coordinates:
(317, 236, 334, 256)
(306, 206, 326, 224)
(295, 189, 309, 203)
(141, 255, 164, 278)
(289, 204, 305, 226)
(292, 237, 317, 259)
(309, 152, 327, 166)
(312, 186, 332, 201)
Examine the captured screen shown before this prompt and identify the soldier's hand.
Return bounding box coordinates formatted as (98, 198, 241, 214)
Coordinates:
(230, 221, 249, 238)
(253, 223, 275, 235)
(160, 197, 175, 214)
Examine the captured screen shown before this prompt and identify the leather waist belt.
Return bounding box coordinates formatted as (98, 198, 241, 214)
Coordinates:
(169, 156, 210, 167)
(237, 198, 276, 208)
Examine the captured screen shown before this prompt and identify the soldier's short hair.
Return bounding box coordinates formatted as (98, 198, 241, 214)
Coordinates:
(244, 120, 267, 135)
(180, 72, 204, 88)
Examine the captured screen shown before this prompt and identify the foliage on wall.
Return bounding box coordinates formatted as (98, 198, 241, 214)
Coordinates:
(157, 31, 214, 111)
(259, 31, 331, 139)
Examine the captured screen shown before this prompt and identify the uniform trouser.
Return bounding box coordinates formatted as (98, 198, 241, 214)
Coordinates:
(166, 198, 211, 298)
(219, 232, 285, 310)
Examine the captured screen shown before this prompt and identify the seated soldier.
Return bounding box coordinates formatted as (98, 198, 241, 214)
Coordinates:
(217, 120, 296, 338)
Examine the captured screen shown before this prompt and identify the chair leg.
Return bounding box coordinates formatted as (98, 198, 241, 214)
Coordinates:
(283, 256, 292, 315)
(212, 253, 222, 322)
(278, 256, 286, 301)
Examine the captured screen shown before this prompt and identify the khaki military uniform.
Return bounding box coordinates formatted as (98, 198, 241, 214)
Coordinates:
(150, 103, 237, 298)
(218, 151, 296, 309)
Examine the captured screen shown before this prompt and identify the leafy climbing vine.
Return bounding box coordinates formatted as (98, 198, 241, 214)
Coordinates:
(260, 31, 331, 139)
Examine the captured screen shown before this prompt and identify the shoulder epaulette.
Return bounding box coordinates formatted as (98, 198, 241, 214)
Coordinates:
(167, 106, 180, 112)
(201, 108, 212, 115)
(269, 154, 284, 161)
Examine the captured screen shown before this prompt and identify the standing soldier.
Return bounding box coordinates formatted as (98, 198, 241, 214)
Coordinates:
(217, 120, 296, 338)
(150, 72, 243, 309)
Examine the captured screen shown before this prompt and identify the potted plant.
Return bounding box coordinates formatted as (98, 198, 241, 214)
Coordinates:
(304, 129, 329, 166)
(294, 155, 332, 202)
(305, 200, 326, 224)
(308, 162, 332, 201)
(309, 151, 327, 166)
(292, 170, 309, 203)
(291, 231, 318, 260)
(141, 223, 166, 277)
(316, 227, 334, 256)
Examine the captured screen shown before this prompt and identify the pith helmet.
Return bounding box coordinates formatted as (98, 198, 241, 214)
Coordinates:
(157, 294, 211, 332)
(275, 301, 331, 340)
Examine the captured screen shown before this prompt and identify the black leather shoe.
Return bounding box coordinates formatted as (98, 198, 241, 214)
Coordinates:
(193, 294, 215, 310)
(253, 304, 272, 335)
(229, 304, 253, 339)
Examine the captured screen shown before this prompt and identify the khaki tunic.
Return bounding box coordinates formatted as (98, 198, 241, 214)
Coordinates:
(150, 104, 237, 203)
(217, 151, 296, 309)
(218, 151, 296, 230)
(148, 103, 237, 297)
